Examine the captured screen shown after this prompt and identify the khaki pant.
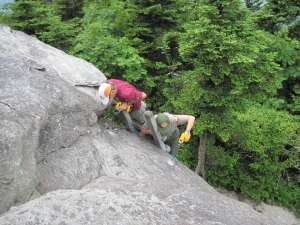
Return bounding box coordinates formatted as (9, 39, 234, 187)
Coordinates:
(165, 128, 180, 155)
(129, 101, 146, 123)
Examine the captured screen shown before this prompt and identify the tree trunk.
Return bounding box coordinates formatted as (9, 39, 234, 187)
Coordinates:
(195, 131, 207, 179)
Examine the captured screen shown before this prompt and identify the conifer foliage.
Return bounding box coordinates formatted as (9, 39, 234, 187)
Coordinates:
(256, 0, 300, 116)
(0, 0, 81, 52)
(174, 0, 299, 204)
(245, 0, 263, 12)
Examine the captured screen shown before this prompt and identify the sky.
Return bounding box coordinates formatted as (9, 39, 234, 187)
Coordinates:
(0, 0, 12, 5)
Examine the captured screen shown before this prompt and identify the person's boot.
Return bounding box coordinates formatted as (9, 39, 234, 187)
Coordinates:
(171, 154, 178, 162)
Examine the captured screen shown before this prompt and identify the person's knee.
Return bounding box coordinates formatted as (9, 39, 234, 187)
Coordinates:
(130, 110, 146, 123)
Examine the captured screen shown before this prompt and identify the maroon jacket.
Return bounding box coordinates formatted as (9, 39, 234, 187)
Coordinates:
(108, 79, 143, 111)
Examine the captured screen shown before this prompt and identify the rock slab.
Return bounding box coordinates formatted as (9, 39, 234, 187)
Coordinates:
(0, 24, 279, 224)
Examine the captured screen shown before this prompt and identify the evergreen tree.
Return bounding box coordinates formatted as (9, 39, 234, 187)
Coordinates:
(0, 0, 80, 52)
(52, 0, 84, 21)
(244, 0, 263, 12)
(255, 0, 300, 114)
(72, 0, 147, 82)
(257, 0, 300, 39)
(264, 27, 300, 115)
(174, 0, 295, 201)
(2, 0, 50, 36)
(122, 0, 194, 109)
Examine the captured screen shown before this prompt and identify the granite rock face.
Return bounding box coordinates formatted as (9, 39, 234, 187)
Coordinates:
(0, 25, 278, 224)
(0, 24, 106, 213)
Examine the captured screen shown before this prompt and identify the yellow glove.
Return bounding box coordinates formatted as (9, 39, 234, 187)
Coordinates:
(115, 102, 122, 108)
(179, 132, 191, 144)
(115, 102, 131, 113)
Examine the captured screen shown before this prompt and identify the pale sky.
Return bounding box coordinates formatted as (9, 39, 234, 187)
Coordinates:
(0, 0, 12, 5)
